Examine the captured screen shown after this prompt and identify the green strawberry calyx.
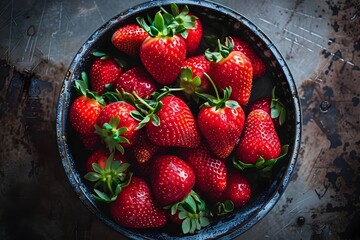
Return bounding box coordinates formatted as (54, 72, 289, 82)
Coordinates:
(196, 72, 240, 110)
(270, 87, 286, 126)
(137, 11, 175, 38)
(84, 152, 132, 203)
(205, 37, 234, 63)
(160, 3, 196, 39)
(75, 71, 105, 106)
(94, 116, 130, 154)
(232, 144, 289, 173)
(178, 67, 202, 95)
(215, 200, 235, 216)
(164, 190, 211, 234)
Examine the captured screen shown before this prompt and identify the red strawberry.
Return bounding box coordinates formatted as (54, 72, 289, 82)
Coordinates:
(232, 37, 266, 79)
(197, 77, 245, 158)
(181, 144, 227, 195)
(110, 177, 167, 229)
(137, 12, 186, 85)
(79, 132, 100, 149)
(89, 53, 124, 93)
(130, 131, 161, 164)
(248, 87, 286, 127)
(222, 170, 251, 208)
(69, 73, 104, 135)
(145, 95, 200, 148)
(179, 54, 211, 94)
(151, 155, 195, 206)
(162, 4, 203, 56)
(111, 24, 149, 57)
(70, 96, 102, 135)
(206, 37, 253, 105)
(114, 66, 156, 99)
(95, 101, 140, 153)
(184, 15, 203, 56)
(85, 148, 126, 172)
(236, 109, 281, 164)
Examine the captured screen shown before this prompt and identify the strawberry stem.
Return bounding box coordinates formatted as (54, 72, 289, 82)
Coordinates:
(203, 72, 220, 101)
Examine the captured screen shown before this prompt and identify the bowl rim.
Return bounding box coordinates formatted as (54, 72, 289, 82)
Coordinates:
(56, 0, 302, 239)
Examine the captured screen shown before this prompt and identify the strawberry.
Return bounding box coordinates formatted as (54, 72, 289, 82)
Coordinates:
(110, 177, 167, 229)
(89, 52, 124, 94)
(137, 12, 186, 85)
(151, 155, 195, 206)
(236, 109, 281, 164)
(95, 101, 140, 153)
(206, 37, 253, 105)
(79, 132, 100, 149)
(161, 4, 203, 56)
(111, 24, 149, 57)
(196, 74, 245, 158)
(179, 54, 211, 94)
(130, 131, 162, 164)
(181, 144, 227, 195)
(85, 148, 126, 172)
(84, 151, 131, 202)
(248, 87, 286, 127)
(145, 95, 200, 148)
(69, 72, 104, 136)
(222, 170, 251, 208)
(231, 37, 266, 79)
(114, 66, 156, 99)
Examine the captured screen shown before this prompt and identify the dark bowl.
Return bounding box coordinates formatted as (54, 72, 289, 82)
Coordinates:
(56, 0, 302, 239)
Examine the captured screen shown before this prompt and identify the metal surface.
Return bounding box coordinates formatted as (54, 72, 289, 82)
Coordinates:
(0, 0, 359, 239)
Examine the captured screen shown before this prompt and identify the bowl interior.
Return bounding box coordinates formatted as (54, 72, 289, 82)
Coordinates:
(56, 1, 301, 239)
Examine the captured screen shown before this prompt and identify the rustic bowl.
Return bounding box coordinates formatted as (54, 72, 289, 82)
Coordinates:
(56, 0, 302, 239)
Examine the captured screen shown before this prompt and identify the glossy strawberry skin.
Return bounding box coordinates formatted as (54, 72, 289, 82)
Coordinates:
(181, 144, 227, 195)
(208, 51, 253, 105)
(96, 102, 140, 147)
(236, 109, 281, 164)
(114, 66, 156, 99)
(111, 24, 149, 57)
(110, 177, 167, 229)
(89, 58, 123, 94)
(248, 97, 280, 127)
(85, 148, 126, 172)
(222, 170, 251, 208)
(184, 16, 203, 56)
(198, 105, 245, 159)
(146, 95, 200, 148)
(79, 132, 100, 149)
(69, 95, 102, 135)
(130, 131, 161, 164)
(232, 37, 266, 79)
(182, 54, 211, 91)
(140, 35, 186, 85)
(151, 155, 196, 206)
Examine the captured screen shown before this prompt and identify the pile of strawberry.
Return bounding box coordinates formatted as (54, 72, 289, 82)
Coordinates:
(68, 3, 289, 235)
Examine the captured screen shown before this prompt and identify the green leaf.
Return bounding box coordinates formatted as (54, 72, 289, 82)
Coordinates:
(154, 11, 165, 32)
(92, 163, 103, 174)
(182, 218, 191, 234)
(93, 189, 111, 202)
(199, 217, 210, 227)
(178, 211, 188, 220)
(150, 114, 160, 126)
(271, 108, 280, 118)
(225, 100, 240, 109)
(183, 194, 197, 214)
(171, 3, 180, 16)
(92, 51, 106, 57)
(255, 156, 266, 168)
(279, 108, 287, 125)
(84, 172, 101, 182)
(104, 152, 115, 172)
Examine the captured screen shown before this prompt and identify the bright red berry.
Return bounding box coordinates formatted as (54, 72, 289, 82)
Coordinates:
(111, 24, 149, 57)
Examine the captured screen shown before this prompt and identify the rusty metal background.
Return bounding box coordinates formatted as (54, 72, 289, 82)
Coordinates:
(0, 0, 359, 239)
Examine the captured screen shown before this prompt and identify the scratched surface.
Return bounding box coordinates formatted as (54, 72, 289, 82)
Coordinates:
(0, 0, 359, 239)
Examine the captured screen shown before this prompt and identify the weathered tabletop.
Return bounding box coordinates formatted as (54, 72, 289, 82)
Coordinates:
(0, 0, 359, 239)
